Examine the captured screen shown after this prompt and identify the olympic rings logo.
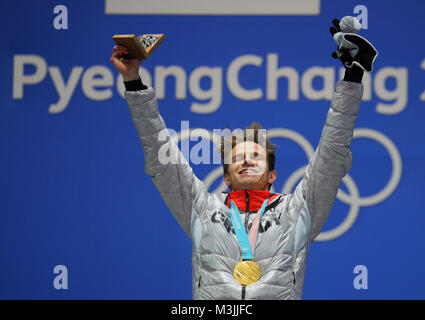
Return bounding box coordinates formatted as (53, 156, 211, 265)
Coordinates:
(173, 128, 402, 241)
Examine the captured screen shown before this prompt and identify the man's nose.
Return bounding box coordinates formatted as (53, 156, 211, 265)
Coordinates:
(243, 154, 256, 164)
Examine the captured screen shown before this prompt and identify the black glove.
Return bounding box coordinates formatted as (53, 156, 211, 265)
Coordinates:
(329, 18, 378, 74)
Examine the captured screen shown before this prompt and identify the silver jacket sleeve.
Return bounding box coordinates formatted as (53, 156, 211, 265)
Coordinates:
(292, 80, 364, 243)
(125, 87, 211, 237)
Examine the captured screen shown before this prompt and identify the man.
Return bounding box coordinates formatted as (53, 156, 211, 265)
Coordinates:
(110, 19, 377, 299)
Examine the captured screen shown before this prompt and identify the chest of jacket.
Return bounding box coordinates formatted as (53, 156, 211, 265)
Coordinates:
(192, 197, 296, 268)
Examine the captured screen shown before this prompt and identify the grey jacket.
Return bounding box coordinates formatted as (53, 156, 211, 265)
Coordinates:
(125, 80, 364, 299)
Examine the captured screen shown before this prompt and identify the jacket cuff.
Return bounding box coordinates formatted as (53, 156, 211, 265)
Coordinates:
(343, 65, 364, 83)
(124, 78, 148, 91)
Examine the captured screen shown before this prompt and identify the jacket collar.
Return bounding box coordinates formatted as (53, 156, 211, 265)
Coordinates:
(225, 189, 280, 213)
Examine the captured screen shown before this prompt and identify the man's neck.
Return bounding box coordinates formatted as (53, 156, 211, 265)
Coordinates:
(230, 185, 270, 192)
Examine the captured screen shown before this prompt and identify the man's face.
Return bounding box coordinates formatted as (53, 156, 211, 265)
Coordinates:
(224, 141, 276, 192)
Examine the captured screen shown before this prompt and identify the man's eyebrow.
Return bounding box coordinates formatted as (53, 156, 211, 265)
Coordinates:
(233, 151, 265, 158)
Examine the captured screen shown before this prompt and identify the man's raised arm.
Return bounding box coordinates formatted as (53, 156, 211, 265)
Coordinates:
(110, 45, 210, 237)
(291, 18, 378, 243)
(295, 71, 364, 243)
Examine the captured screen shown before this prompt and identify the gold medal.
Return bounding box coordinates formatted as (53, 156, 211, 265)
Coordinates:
(233, 258, 261, 285)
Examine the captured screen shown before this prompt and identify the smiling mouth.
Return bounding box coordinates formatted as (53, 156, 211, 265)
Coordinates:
(239, 168, 258, 175)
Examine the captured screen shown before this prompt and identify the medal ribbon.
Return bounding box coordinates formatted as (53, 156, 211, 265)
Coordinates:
(229, 198, 269, 261)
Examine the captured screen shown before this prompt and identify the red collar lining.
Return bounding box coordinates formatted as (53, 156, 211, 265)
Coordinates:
(225, 190, 280, 212)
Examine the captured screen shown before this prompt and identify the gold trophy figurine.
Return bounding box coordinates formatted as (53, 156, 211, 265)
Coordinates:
(112, 34, 165, 60)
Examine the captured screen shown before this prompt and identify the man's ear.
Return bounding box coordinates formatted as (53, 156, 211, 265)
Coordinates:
(224, 173, 231, 188)
(268, 170, 277, 185)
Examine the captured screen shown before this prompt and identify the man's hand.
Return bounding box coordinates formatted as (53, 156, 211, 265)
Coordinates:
(329, 18, 378, 72)
(110, 45, 143, 82)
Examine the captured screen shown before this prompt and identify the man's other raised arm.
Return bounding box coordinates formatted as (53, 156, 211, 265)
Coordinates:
(290, 18, 377, 244)
(293, 75, 363, 243)
(111, 45, 210, 237)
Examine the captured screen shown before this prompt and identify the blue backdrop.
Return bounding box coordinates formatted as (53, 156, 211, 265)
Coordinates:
(1, 0, 424, 299)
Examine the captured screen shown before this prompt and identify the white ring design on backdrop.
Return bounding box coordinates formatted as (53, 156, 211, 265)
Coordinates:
(173, 127, 402, 241)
